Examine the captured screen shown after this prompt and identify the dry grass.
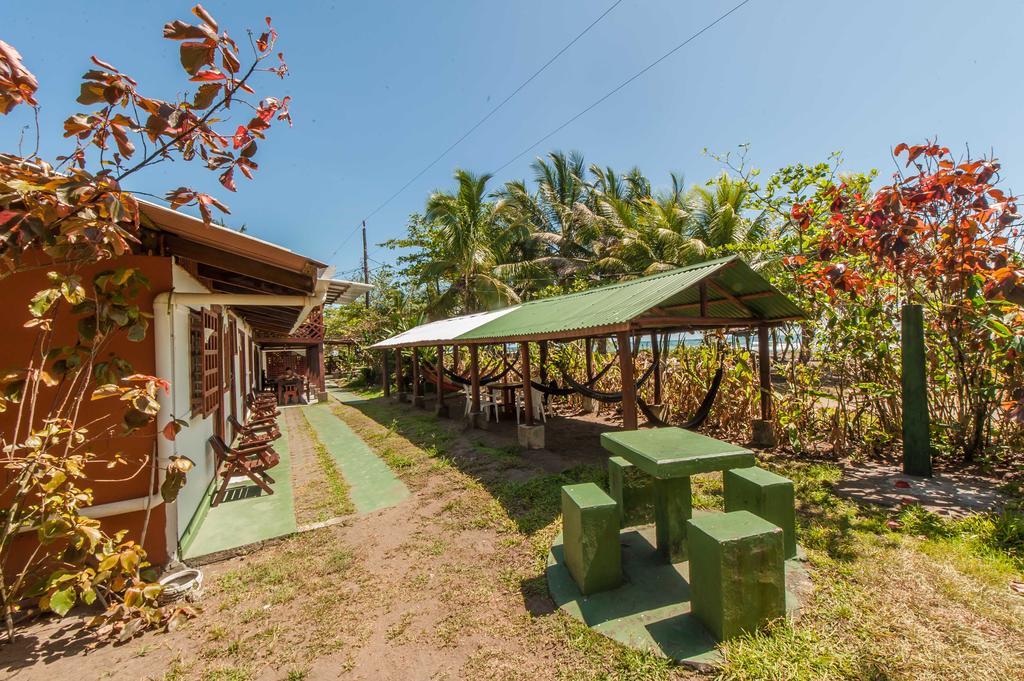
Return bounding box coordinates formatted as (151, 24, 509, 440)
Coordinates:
(5, 390, 1022, 680)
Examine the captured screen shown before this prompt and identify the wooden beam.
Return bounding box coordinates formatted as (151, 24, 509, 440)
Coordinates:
(382, 350, 390, 397)
(657, 290, 776, 314)
(699, 282, 708, 317)
(634, 316, 762, 328)
(165, 234, 314, 293)
(198, 264, 306, 296)
(520, 342, 534, 426)
(708, 279, 757, 316)
(617, 331, 637, 430)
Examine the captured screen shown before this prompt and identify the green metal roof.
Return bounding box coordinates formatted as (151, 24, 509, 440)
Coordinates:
(458, 256, 803, 342)
(372, 256, 804, 348)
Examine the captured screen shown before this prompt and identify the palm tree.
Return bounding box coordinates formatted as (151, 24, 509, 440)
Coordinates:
(422, 169, 518, 315)
(686, 173, 771, 267)
(590, 173, 703, 276)
(500, 151, 600, 287)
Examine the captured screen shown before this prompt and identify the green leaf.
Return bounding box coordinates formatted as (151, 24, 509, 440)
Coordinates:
(49, 587, 76, 616)
(29, 289, 60, 318)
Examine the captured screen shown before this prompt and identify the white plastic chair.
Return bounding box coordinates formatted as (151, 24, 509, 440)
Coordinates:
(515, 387, 549, 424)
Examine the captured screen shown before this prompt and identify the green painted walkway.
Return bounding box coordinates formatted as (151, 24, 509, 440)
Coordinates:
(182, 416, 297, 559)
(303, 402, 409, 513)
(181, 395, 407, 560)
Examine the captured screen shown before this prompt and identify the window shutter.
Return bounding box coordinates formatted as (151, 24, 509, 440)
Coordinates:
(189, 310, 204, 415)
(202, 308, 221, 417)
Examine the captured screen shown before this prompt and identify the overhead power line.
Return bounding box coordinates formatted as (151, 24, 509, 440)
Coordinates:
(494, 0, 754, 174)
(327, 0, 624, 266)
(359, 0, 754, 267)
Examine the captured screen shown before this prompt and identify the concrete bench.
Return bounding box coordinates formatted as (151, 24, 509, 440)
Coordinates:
(561, 483, 621, 595)
(724, 466, 797, 559)
(687, 510, 786, 641)
(607, 456, 653, 527)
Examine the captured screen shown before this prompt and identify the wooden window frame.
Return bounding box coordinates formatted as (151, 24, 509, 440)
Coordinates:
(202, 308, 222, 417)
(188, 309, 204, 416)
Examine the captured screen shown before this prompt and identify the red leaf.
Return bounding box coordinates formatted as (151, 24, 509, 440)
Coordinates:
(219, 167, 236, 192)
(189, 69, 225, 82)
(161, 420, 180, 441)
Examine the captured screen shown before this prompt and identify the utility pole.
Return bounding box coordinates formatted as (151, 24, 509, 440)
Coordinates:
(361, 220, 369, 306)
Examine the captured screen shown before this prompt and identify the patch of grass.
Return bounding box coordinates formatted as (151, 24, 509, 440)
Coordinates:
(161, 657, 189, 681)
(472, 439, 519, 461)
(201, 667, 251, 681)
(385, 612, 414, 641)
(720, 619, 856, 680)
(300, 411, 355, 517)
(491, 464, 604, 536)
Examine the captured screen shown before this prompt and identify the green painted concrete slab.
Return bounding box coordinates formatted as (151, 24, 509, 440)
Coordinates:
(546, 518, 807, 668)
(183, 418, 297, 560)
(601, 427, 754, 478)
(303, 402, 409, 514)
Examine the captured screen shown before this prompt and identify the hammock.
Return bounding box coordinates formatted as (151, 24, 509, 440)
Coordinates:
(636, 366, 725, 430)
(555, 361, 658, 402)
(418, 361, 465, 394)
(441, 356, 516, 386)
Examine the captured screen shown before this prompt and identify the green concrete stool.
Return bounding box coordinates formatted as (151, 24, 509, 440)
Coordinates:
(607, 456, 653, 527)
(686, 510, 786, 641)
(561, 483, 622, 595)
(724, 466, 797, 559)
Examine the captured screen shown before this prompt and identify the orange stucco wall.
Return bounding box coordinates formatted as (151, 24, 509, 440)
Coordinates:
(1, 255, 173, 567)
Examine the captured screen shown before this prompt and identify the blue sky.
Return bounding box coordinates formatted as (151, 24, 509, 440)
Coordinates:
(2, 1, 1022, 280)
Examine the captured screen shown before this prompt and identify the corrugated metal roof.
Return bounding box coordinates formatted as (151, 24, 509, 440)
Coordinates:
(372, 308, 517, 348)
(371, 256, 803, 347)
(323, 279, 374, 305)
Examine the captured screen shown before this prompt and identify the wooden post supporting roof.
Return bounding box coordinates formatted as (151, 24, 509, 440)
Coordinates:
(470, 345, 481, 414)
(651, 331, 662, 405)
(520, 342, 534, 426)
(585, 338, 594, 382)
(618, 331, 637, 430)
(435, 344, 448, 417)
(381, 350, 390, 397)
(394, 348, 403, 395)
(411, 346, 423, 407)
(539, 340, 548, 385)
(758, 324, 771, 420)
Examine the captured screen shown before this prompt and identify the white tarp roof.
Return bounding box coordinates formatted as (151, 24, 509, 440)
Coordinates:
(371, 307, 518, 348)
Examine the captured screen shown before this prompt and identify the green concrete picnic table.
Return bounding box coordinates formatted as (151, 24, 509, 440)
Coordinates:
(601, 427, 755, 562)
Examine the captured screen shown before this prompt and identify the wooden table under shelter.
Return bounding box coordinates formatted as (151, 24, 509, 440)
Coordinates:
(600, 427, 755, 562)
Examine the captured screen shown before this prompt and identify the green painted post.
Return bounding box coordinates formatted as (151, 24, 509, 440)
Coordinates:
(653, 476, 691, 563)
(901, 304, 932, 477)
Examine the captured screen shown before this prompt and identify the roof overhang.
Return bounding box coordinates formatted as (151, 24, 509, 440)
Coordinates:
(139, 200, 371, 337)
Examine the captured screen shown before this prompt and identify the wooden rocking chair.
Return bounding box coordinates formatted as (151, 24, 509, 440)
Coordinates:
(209, 435, 280, 507)
(228, 415, 281, 445)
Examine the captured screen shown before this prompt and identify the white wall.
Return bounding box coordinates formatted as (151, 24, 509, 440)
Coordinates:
(167, 262, 258, 539)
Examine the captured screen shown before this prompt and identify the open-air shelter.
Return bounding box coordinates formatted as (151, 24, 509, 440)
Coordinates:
(371, 256, 804, 447)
